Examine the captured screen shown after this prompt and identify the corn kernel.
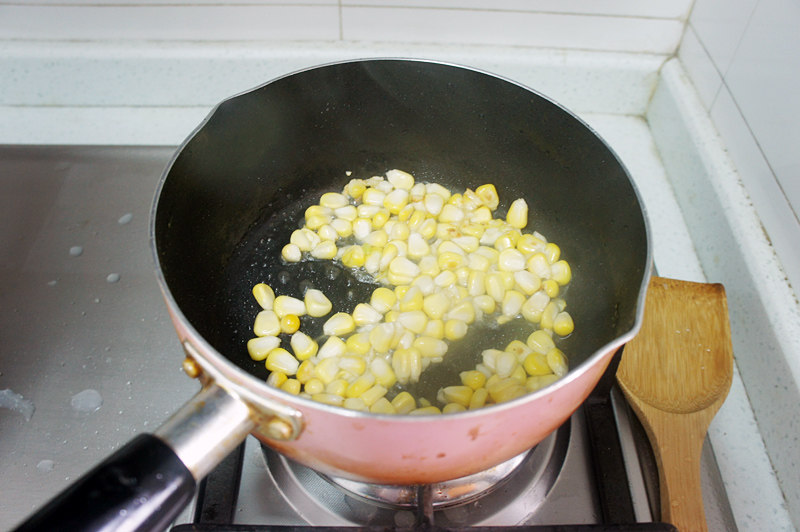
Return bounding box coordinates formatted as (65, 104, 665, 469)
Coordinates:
(296, 359, 315, 383)
(281, 243, 302, 262)
(362, 187, 386, 206)
(304, 289, 332, 317)
(540, 300, 559, 330)
(468, 387, 489, 409)
(281, 378, 301, 395)
(553, 311, 574, 336)
(409, 406, 442, 415)
(304, 378, 324, 395)
(506, 198, 528, 229)
(384, 188, 409, 214)
(392, 347, 422, 384)
(523, 352, 551, 376)
(547, 347, 569, 377)
(369, 397, 397, 414)
(460, 370, 487, 390)
(501, 290, 526, 318)
(370, 357, 397, 388)
(473, 294, 496, 314)
(475, 184, 500, 210)
(386, 168, 415, 190)
(551, 260, 572, 286)
(444, 319, 468, 341)
(526, 374, 560, 392)
(369, 323, 396, 354)
(267, 371, 288, 388)
(526, 253, 551, 279)
(345, 332, 371, 356)
(317, 336, 347, 359)
(253, 310, 281, 337)
(398, 286, 424, 312)
(343, 397, 368, 411)
(345, 373, 376, 398)
(313, 357, 340, 384)
(527, 329, 556, 354)
(265, 348, 299, 375)
(521, 291, 550, 323)
(339, 355, 367, 376)
(391, 391, 417, 414)
(441, 385, 473, 407)
(413, 336, 448, 358)
(360, 384, 388, 406)
(344, 178, 367, 200)
(543, 242, 561, 264)
(443, 403, 467, 414)
(274, 295, 306, 318)
(341, 245, 366, 268)
(280, 314, 300, 334)
(252, 283, 275, 310)
(247, 336, 281, 361)
(312, 393, 344, 406)
(488, 377, 526, 403)
(423, 193, 445, 216)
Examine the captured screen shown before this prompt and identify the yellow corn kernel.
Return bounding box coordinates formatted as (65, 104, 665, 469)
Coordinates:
(317, 336, 347, 360)
(334, 204, 358, 221)
(395, 310, 426, 334)
(513, 270, 542, 295)
(341, 245, 366, 268)
(370, 286, 396, 314)
(338, 355, 367, 377)
(540, 300, 559, 330)
(369, 357, 397, 388)
(350, 303, 381, 327)
(360, 384, 388, 406)
(488, 377, 527, 403)
(438, 203, 465, 224)
(389, 256, 420, 281)
(383, 188, 409, 214)
(281, 243, 302, 263)
(321, 313, 354, 337)
(547, 347, 569, 377)
(526, 374, 560, 392)
(524, 353, 550, 377)
(392, 347, 422, 384)
(420, 291, 449, 320)
(317, 224, 338, 242)
(551, 260, 572, 286)
(253, 310, 281, 337)
(510, 364, 528, 383)
(405, 405, 438, 415)
(252, 283, 275, 310)
(362, 187, 386, 206)
(304, 378, 324, 395)
(371, 209, 390, 229)
(475, 183, 500, 210)
(312, 393, 344, 407)
(344, 178, 367, 200)
(345, 332, 371, 356)
(443, 403, 467, 414)
(343, 397, 368, 411)
(441, 385, 473, 407)
(384, 310, 399, 323)
(385, 168, 415, 190)
(280, 314, 301, 334)
(267, 371, 288, 388)
(543, 242, 561, 264)
(390, 391, 416, 414)
(313, 357, 340, 384)
(542, 279, 560, 298)
(364, 229, 388, 248)
(418, 218, 438, 240)
(444, 300, 473, 325)
(516, 233, 545, 254)
(412, 336, 448, 358)
(526, 253, 551, 279)
(398, 286, 424, 312)
(459, 370, 486, 390)
(319, 192, 349, 209)
(369, 323, 396, 354)
(265, 348, 300, 375)
(331, 219, 353, 239)
(553, 311, 574, 337)
(296, 359, 315, 383)
(437, 251, 464, 271)
(247, 336, 281, 361)
(501, 290, 526, 318)
(498, 248, 526, 272)
(527, 329, 556, 354)
(473, 294, 496, 315)
(345, 373, 376, 398)
(495, 351, 519, 378)
(485, 272, 506, 302)
(290, 331, 318, 361)
(280, 378, 301, 395)
(369, 397, 397, 414)
(468, 387, 489, 409)
(521, 291, 550, 323)
(444, 319, 468, 341)
(290, 227, 320, 251)
(274, 295, 307, 318)
(506, 198, 528, 229)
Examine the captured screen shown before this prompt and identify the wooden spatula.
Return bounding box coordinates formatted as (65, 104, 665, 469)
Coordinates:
(617, 276, 734, 532)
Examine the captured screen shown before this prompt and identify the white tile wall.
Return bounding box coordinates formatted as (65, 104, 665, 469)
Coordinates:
(678, 0, 800, 527)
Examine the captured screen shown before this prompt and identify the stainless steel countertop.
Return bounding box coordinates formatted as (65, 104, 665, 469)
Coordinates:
(0, 146, 198, 530)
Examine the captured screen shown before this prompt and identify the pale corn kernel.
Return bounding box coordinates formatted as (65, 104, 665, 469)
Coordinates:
(364, 229, 388, 248)
(296, 360, 315, 383)
(317, 224, 338, 242)
(360, 384, 388, 406)
(343, 397, 369, 411)
(345, 332, 371, 356)
(443, 403, 467, 414)
(516, 233, 545, 254)
(495, 351, 518, 378)
(409, 183, 427, 202)
(407, 232, 430, 260)
(422, 291, 450, 320)
(369, 397, 397, 414)
(369, 323, 396, 353)
(475, 184, 500, 210)
(313, 357, 340, 384)
(247, 336, 281, 361)
(357, 204, 380, 218)
(553, 311, 574, 336)
(523, 352, 552, 376)
(252, 283, 275, 310)
(479, 226, 502, 246)
(304, 378, 324, 395)
(473, 294, 496, 314)
(412, 274, 436, 296)
(543, 242, 561, 264)
(501, 290, 526, 318)
(397, 204, 414, 223)
(280, 314, 301, 334)
(334, 204, 358, 221)
(362, 187, 386, 206)
(498, 248, 526, 272)
(452, 236, 480, 253)
(510, 364, 528, 383)
(326, 378, 348, 397)
(265, 348, 300, 375)
(418, 254, 440, 277)
(460, 370, 486, 390)
(464, 271, 485, 296)
(341, 245, 366, 268)
(526, 253, 551, 278)
(370, 287, 396, 313)
(454, 266, 471, 288)
(330, 218, 353, 238)
(370, 357, 397, 388)
(506, 198, 528, 229)
(540, 300, 560, 330)
(392, 347, 422, 384)
(391, 392, 417, 414)
(409, 406, 442, 415)
(384, 188, 409, 214)
(351, 303, 382, 327)
(488, 378, 527, 403)
(493, 231, 518, 251)
(389, 256, 420, 280)
(485, 272, 506, 302)
(542, 279, 560, 298)
(527, 329, 556, 354)
(423, 319, 445, 339)
(397, 310, 428, 334)
(386, 168, 415, 190)
(547, 348, 569, 377)
(441, 385, 473, 407)
(413, 336, 447, 358)
(312, 393, 344, 406)
(317, 336, 347, 359)
(281, 378, 301, 395)
(372, 209, 390, 229)
(398, 286, 424, 312)
(475, 363, 493, 378)
(384, 310, 399, 323)
(304, 214, 330, 231)
(281, 243, 302, 263)
(470, 205, 493, 223)
(526, 374, 560, 392)
(505, 339, 532, 360)
(364, 249, 381, 274)
(319, 192, 349, 209)
(352, 218, 372, 240)
(267, 371, 288, 388)
(426, 182, 451, 200)
(253, 310, 281, 337)
(444, 319, 468, 341)
(439, 204, 465, 224)
(304, 289, 332, 317)
(468, 387, 489, 409)
(345, 373, 376, 398)
(344, 178, 367, 200)
(274, 295, 306, 318)
(418, 218, 438, 240)
(423, 193, 445, 216)
(521, 291, 550, 323)
(447, 193, 462, 206)
(436, 251, 463, 271)
(338, 355, 367, 377)
(481, 349, 502, 372)
(447, 300, 476, 324)
(514, 270, 541, 295)
(551, 260, 572, 286)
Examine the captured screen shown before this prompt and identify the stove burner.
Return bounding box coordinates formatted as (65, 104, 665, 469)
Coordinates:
(260, 420, 570, 527)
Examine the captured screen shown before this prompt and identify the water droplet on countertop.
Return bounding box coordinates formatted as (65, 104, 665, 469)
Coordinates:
(69, 246, 83, 257)
(70, 389, 103, 413)
(36, 459, 54, 472)
(106, 273, 120, 283)
(48, 280, 58, 287)
(118, 213, 133, 225)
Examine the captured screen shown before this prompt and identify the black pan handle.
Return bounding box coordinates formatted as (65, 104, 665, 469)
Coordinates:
(13, 433, 195, 532)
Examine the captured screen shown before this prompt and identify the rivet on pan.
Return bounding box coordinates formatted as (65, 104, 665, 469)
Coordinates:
(265, 417, 294, 440)
(182, 357, 202, 379)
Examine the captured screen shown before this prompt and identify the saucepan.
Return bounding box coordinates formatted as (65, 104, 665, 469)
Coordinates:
(16, 58, 651, 531)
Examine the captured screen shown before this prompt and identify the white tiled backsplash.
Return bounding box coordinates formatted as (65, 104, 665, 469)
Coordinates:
(2, 1, 799, 530)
